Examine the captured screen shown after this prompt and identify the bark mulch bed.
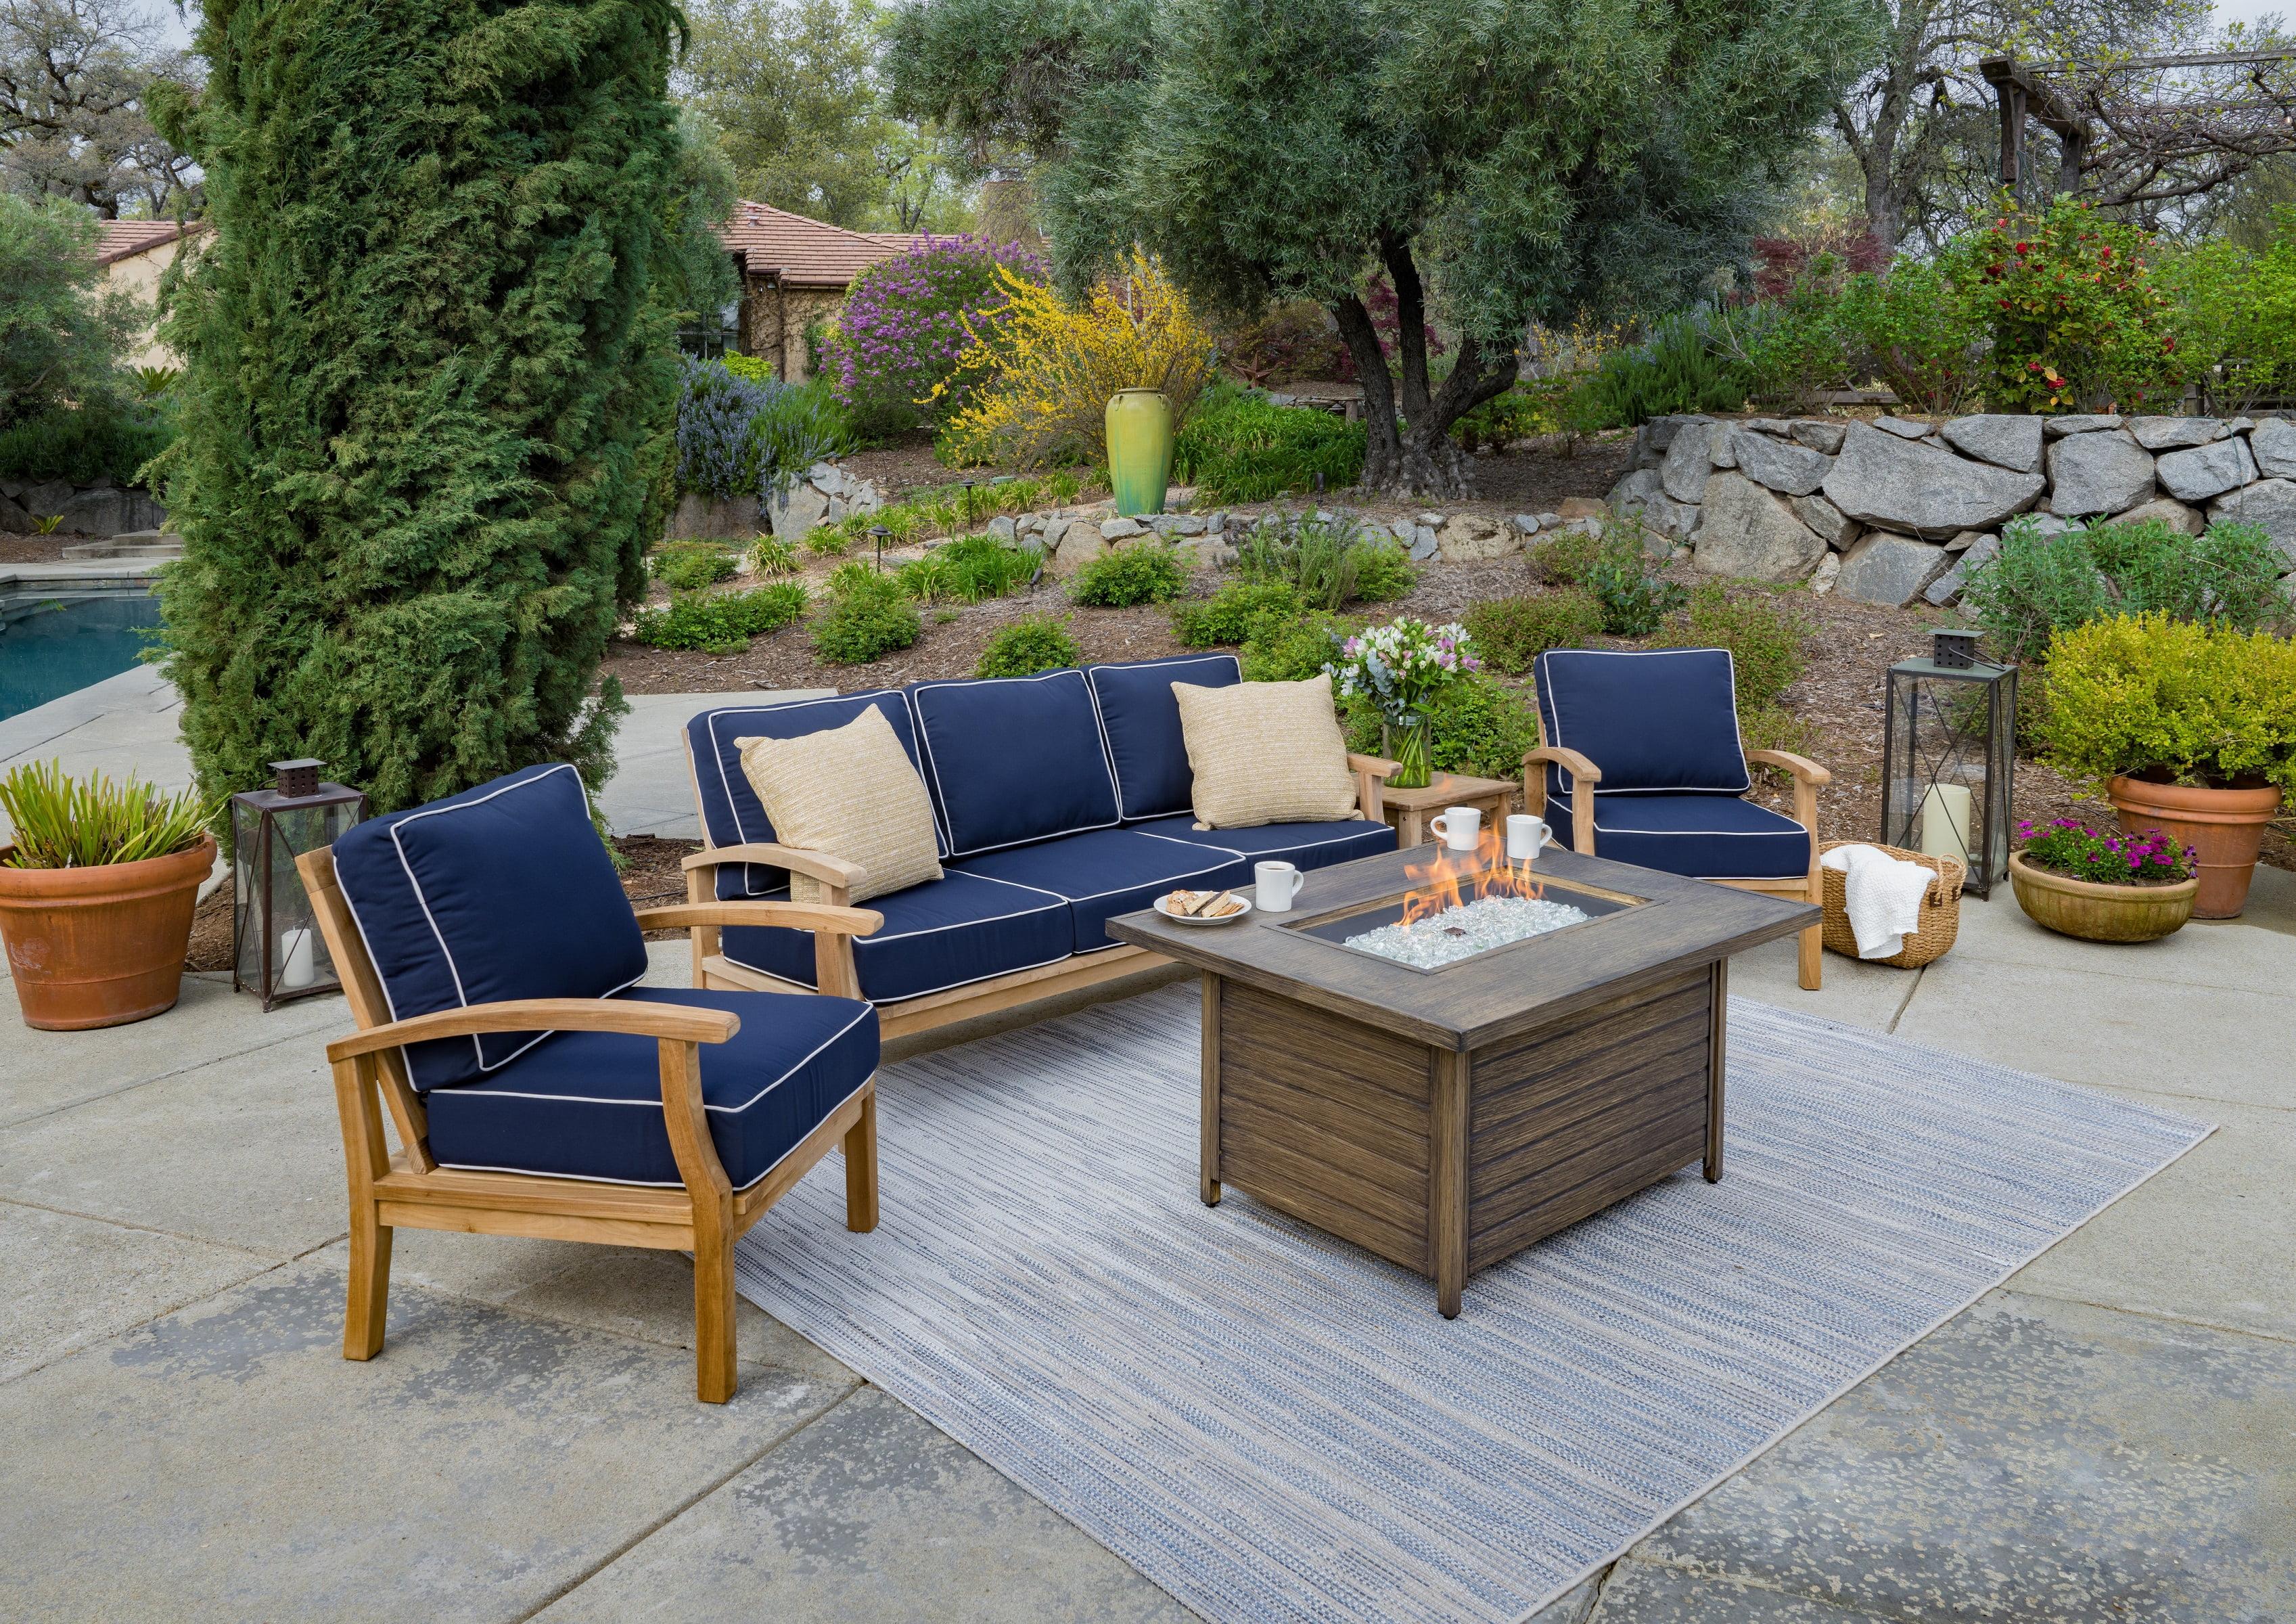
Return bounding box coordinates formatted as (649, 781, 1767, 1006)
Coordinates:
(0, 535, 77, 564)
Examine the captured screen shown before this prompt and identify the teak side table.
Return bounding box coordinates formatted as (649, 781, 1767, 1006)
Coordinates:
(1375, 771, 1519, 849)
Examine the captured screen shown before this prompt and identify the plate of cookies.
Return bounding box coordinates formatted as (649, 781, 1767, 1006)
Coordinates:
(1153, 887, 1252, 926)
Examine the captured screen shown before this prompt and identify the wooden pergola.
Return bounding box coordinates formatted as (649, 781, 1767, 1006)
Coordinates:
(1982, 49, 2296, 210)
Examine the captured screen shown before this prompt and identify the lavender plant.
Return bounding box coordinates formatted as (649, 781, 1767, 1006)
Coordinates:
(674, 358, 850, 500)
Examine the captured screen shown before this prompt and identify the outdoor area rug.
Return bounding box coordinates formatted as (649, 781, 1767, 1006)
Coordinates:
(733, 985, 2212, 1624)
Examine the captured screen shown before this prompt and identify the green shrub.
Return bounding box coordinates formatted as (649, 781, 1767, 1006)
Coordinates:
(1234, 513, 1416, 610)
(1068, 541, 1187, 607)
(1563, 310, 1749, 430)
(975, 614, 1081, 677)
(2035, 613, 2296, 799)
(1528, 524, 1602, 587)
(1343, 673, 1540, 779)
(1462, 591, 1603, 675)
(1583, 522, 1687, 635)
(1832, 258, 1990, 418)
(1450, 385, 1550, 453)
(1170, 579, 1304, 647)
(630, 583, 808, 652)
(1350, 538, 1418, 603)
(0, 405, 174, 486)
(810, 566, 922, 663)
(1652, 585, 1812, 709)
(1972, 200, 2182, 414)
(650, 540, 738, 591)
(895, 534, 1041, 605)
(750, 535, 800, 576)
(1240, 610, 1353, 682)
(1964, 516, 2293, 664)
(1171, 385, 1367, 501)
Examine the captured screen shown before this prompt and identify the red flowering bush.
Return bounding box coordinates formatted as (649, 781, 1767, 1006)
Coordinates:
(1973, 200, 2183, 413)
(2017, 817, 2195, 886)
(827, 236, 1048, 438)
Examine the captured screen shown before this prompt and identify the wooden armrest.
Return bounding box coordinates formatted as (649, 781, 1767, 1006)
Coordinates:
(1522, 744, 1602, 785)
(635, 901, 884, 938)
(1346, 752, 1402, 781)
(1746, 748, 1832, 786)
(327, 998, 738, 1064)
(683, 842, 868, 891)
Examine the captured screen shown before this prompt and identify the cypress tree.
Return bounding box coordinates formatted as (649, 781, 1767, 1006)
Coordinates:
(154, 0, 686, 813)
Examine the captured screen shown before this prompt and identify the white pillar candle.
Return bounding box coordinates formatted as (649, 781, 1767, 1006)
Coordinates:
(1916, 783, 1973, 867)
(280, 926, 317, 991)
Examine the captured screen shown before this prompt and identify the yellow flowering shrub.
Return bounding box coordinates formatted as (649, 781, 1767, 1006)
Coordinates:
(938, 250, 1216, 469)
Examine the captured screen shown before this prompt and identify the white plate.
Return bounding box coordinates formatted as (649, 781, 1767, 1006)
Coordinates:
(1153, 893, 1254, 926)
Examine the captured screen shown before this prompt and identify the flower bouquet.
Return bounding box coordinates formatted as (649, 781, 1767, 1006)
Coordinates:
(1326, 618, 1479, 789)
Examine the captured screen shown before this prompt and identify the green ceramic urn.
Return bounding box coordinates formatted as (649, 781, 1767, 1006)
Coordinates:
(1105, 388, 1173, 517)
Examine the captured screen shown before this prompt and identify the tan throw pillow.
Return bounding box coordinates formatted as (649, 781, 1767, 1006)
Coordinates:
(1173, 674, 1359, 829)
(735, 706, 943, 904)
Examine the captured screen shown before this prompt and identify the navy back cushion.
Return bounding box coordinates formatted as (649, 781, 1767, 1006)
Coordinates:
(1533, 648, 1750, 797)
(908, 670, 1121, 856)
(686, 690, 936, 899)
(1088, 654, 1241, 821)
(331, 763, 647, 1091)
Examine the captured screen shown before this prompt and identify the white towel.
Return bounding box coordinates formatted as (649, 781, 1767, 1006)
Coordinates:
(1820, 843, 1935, 960)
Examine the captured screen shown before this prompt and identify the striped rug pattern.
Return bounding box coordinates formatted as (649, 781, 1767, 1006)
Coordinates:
(733, 985, 2210, 1624)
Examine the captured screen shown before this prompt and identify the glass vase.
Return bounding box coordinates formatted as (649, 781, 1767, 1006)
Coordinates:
(1385, 718, 1433, 790)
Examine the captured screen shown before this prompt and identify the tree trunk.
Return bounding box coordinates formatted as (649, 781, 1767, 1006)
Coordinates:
(1325, 240, 1519, 500)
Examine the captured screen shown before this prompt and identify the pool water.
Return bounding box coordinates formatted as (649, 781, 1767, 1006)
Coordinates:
(0, 593, 164, 723)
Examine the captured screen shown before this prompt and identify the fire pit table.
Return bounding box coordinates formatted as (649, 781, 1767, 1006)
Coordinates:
(1107, 840, 1818, 1316)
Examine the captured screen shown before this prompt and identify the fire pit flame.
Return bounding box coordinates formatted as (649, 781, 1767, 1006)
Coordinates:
(1398, 825, 1542, 927)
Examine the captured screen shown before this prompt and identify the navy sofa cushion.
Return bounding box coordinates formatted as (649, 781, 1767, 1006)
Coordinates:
(1533, 649, 1750, 801)
(1132, 814, 1396, 874)
(953, 828, 1247, 952)
(423, 989, 877, 1188)
(1086, 654, 1241, 821)
(332, 763, 645, 1092)
(686, 690, 937, 900)
(721, 870, 1071, 1004)
(909, 670, 1121, 857)
(1549, 789, 1810, 880)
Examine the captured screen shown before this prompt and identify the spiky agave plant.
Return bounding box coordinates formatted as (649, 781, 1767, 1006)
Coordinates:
(0, 760, 216, 868)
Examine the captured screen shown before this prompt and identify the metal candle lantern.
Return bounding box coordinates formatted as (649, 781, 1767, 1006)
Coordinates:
(231, 759, 365, 1009)
(1880, 638, 2017, 897)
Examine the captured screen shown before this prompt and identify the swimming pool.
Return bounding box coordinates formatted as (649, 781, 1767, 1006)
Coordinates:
(0, 591, 164, 723)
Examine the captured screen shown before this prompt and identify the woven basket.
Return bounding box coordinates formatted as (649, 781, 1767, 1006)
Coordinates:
(1818, 840, 1965, 969)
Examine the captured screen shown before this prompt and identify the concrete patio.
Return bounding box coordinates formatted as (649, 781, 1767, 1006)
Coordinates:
(2, 681, 2291, 1622)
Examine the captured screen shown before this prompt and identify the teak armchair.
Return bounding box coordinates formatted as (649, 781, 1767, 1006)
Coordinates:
(1523, 648, 1833, 991)
(298, 765, 887, 1403)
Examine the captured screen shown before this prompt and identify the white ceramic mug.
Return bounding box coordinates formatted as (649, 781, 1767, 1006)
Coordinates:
(1505, 813, 1553, 861)
(1429, 806, 1481, 851)
(1254, 861, 1305, 912)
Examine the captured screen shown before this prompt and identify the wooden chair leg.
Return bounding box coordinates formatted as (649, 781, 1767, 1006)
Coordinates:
(692, 1229, 739, 1404)
(844, 1086, 879, 1232)
(1797, 921, 1822, 991)
(344, 1204, 391, 1361)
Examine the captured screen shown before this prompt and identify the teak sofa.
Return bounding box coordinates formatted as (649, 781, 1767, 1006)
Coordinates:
(1522, 648, 1833, 991)
(681, 654, 1404, 1038)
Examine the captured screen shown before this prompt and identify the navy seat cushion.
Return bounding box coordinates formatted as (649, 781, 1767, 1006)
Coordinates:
(1132, 814, 1396, 874)
(685, 690, 937, 900)
(1550, 789, 1810, 880)
(721, 870, 1071, 1004)
(1086, 654, 1241, 821)
(908, 671, 1120, 857)
(1533, 648, 1750, 801)
(332, 763, 645, 1092)
(423, 989, 877, 1188)
(952, 828, 1247, 952)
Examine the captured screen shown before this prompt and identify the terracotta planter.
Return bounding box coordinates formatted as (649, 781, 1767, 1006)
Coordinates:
(2105, 774, 2283, 920)
(0, 834, 214, 1030)
(2008, 850, 2197, 943)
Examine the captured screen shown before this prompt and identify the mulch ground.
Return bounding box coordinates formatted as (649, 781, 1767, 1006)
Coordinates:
(0, 535, 75, 564)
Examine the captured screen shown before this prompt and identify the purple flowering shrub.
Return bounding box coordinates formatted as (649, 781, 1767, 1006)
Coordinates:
(674, 357, 851, 499)
(2017, 817, 2196, 885)
(828, 236, 1048, 438)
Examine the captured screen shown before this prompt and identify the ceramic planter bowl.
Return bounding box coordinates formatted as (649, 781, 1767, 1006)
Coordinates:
(2007, 850, 2198, 944)
(0, 833, 215, 1029)
(2106, 774, 2282, 920)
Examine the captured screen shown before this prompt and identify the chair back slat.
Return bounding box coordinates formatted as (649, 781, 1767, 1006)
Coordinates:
(296, 847, 434, 1170)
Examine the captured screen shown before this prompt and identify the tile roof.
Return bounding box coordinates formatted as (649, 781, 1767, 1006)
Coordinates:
(714, 200, 923, 288)
(93, 219, 205, 265)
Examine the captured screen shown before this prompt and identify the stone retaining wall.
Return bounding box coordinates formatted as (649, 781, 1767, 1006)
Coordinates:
(1609, 412, 2296, 608)
(0, 479, 167, 539)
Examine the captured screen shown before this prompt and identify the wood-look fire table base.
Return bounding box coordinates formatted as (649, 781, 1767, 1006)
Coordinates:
(1107, 844, 1818, 1316)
